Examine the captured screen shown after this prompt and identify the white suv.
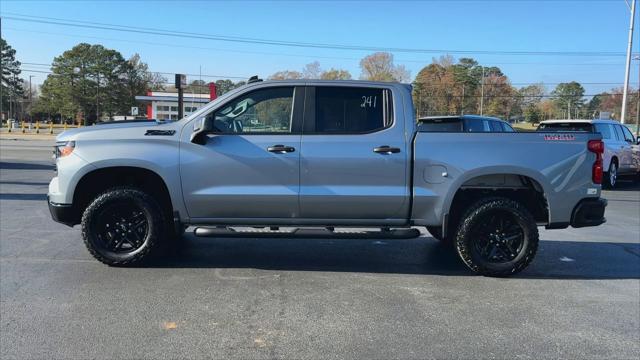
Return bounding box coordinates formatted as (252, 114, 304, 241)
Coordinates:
(537, 119, 640, 188)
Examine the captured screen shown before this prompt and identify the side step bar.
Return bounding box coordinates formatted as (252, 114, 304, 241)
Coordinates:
(193, 227, 421, 239)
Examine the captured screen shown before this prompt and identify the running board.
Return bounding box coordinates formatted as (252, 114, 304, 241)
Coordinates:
(193, 227, 421, 239)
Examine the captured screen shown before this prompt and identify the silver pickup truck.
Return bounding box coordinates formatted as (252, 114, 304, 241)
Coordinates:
(48, 79, 607, 276)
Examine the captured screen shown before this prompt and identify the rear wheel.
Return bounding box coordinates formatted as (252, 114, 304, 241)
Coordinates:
(81, 187, 167, 266)
(604, 161, 618, 189)
(454, 197, 539, 277)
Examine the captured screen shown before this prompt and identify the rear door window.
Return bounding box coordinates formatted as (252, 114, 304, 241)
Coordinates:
(489, 121, 503, 132)
(613, 125, 625, 141)
(464, 119, 487, 132)
(312, 87, 391, 133)
(593, 124, 613, 139)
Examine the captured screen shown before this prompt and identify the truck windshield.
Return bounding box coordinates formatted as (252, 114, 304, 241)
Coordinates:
(418, 118, 463, 132)
(537, 122, 593, 132)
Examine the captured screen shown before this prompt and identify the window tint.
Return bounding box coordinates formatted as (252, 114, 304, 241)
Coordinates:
(613, 125, 625, 141)
(464, 119, 486, 132)
(315, 87, 390, 133)
(537, 122, 593, 132)
(489, 121, 502, 132)
(593, 124, 613, 139)
(501, 122, 515, 132)
(418, 118, 463, 132)
(621, 125, 635, 142)
(208, 87, 294, 134)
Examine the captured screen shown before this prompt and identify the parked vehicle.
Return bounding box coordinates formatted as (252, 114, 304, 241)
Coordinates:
(537, 119, 640, 188)
(418, 115, 515, 132)
(48, 80, 607, 276)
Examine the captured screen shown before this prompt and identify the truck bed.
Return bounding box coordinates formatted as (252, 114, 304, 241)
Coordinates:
(411, 131, 602, 226)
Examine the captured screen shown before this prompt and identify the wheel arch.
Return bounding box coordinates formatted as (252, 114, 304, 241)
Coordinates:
(441, 168, 550, 237)
(72, 166, 174, 225)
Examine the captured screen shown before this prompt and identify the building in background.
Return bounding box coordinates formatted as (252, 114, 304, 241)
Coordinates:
(135, 83, 217, 120)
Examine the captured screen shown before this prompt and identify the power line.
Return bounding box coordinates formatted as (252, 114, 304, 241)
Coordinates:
(19, 68, 638, 89)
(19, 67, 249, 80)
(6, 27, 628, 67)
(1, 12, 630, 57)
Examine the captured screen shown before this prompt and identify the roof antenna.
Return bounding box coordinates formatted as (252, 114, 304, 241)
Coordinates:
(248, 75, 263, 83)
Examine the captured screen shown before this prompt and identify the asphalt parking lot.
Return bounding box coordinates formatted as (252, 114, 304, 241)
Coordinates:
(1, 137, 639, 359)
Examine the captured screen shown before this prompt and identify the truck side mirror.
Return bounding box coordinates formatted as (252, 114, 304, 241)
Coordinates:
(190, 117, 214, 144)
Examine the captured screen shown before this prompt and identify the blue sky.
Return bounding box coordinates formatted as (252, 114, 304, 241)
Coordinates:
(1, 0, 638, 95)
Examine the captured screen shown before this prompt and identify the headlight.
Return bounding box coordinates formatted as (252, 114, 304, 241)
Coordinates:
(54, 141, 75, 158)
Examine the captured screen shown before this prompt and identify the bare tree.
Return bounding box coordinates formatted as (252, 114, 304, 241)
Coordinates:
(302, 61, 322, 79)
(268, 70, 303, 80)
(359, 52, 410, 82)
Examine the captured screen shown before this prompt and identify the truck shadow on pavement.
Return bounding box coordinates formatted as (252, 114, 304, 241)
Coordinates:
(0, 161, 54, 170)
(156, 235, 640, 280)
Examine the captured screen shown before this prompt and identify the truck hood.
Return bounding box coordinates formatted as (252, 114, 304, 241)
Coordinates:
(56, 120, 169, 142)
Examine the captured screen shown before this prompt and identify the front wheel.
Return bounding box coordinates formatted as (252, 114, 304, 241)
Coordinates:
(454, 197, 539, 277)
(81, 187, 167, 266)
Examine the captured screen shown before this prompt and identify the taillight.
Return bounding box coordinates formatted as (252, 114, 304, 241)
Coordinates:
(588, 139, 604, 154)
(588, 140, 603, 184)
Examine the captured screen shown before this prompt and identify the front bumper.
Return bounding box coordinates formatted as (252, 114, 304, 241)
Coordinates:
(47, 197, 77, 227)
(571, 198, 607, 228)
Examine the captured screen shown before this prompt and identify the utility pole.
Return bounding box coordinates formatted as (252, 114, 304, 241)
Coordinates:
(567, 101, 571, 120)
(621, 0, 636, 124)
(28, 75, 33, 121)
(480, 67, 485, 116)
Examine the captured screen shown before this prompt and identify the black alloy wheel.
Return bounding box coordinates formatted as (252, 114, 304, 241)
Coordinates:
(92, 202, 149, 254)
(468, 209, 525, 263)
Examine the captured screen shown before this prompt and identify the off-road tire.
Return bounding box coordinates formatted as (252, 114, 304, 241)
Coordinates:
(454, 197, 539, 277)
(81, 187, 167, 266)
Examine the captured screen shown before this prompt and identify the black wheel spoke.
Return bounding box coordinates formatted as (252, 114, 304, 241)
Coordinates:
(93, 202, 148, 254)
(470, 209, 525, 264)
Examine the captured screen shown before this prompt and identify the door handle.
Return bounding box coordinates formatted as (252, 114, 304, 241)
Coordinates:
(267, 144, 295, 153)
(373, 145, 400, 154)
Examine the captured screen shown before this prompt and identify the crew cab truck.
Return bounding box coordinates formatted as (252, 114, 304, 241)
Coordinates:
(48, 80, 607, 276)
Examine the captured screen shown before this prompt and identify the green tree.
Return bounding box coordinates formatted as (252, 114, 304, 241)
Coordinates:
(359, 52, 410, 82)
(36, 43, 162, 124)
(1, 38, 25, 117)
(524, 104, 541, 123)
(214, 79, 246, 96)
(551, 81, 585, 118)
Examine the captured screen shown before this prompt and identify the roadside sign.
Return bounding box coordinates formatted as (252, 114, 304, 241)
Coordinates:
(131, 107, 139, 116)
(175, 74, 186, 89)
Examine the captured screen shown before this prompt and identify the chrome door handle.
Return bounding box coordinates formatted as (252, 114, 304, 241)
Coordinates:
(267, 144, 295, 153)
(374, 146, 400, 154)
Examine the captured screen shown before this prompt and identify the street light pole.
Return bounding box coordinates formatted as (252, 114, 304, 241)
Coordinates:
(621, 0, 636, 124)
